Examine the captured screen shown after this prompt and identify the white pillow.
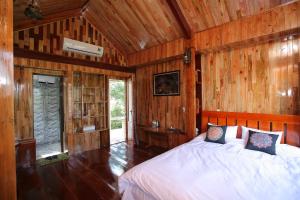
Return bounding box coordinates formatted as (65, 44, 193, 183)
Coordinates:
(208, 123, 238, 143)
(241, 126, 282, 145)
(198, 132, 207, 140)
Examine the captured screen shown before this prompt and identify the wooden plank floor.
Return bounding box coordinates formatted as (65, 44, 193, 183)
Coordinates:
(17, 141, 165, 200)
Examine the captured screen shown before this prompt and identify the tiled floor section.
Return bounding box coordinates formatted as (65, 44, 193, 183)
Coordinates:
(17, 141, 165, 200)
(36, 142, 62, 159)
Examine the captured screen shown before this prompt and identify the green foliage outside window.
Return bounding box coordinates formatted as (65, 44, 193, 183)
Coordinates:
(110, 80, 125, 129)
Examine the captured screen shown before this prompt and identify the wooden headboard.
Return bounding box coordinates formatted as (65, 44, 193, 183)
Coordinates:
(201, 111, 300, 147)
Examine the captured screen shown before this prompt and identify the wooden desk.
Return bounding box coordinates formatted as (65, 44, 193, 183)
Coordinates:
(138, 126, 185, 149)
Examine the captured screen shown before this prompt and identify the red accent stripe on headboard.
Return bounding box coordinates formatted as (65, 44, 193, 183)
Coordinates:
(202, 111, 300, 147)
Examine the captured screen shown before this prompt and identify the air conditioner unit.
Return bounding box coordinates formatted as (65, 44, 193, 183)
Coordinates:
(63, 37, 104, 57)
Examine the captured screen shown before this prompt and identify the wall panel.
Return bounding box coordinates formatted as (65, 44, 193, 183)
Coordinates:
(14, 57, 132, 154)
(128, 38, 186, 66)
(193, 1, 300, 52)
(14, 16, 127, 66)
(201, 37, 300, 115)
(136, 58, 195, 142)
(136, 60, 185, 127)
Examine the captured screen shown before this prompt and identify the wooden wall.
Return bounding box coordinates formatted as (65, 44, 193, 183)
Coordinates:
(134, 39, 196, 142)
(14, 57, 132, 154)
(14, 16, 127, 66)
(136, 59, 192, 143)
(136, 59, 186, 130)
(133, 1, 300, 141)
(128, 38, 186, 66)
(201, 36, 300, 115)
(12, 0, 300, 155)
(194, 0, 300, 52)
(0, 0, 16, 199)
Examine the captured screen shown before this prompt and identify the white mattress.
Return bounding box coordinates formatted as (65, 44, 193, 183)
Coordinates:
(119, 135, 300, 200)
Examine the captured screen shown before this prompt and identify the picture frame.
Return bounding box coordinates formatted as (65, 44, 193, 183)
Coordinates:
(153, 70, 180, 96)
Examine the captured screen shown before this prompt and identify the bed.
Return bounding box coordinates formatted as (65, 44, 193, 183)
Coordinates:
(119, 111, 300, 200)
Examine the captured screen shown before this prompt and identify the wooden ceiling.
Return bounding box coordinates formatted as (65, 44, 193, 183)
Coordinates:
(83, 0, 184, 53)
(14, 0, 87, 28)
(14, 0, 295, 54)
(177, 0, 294, 33)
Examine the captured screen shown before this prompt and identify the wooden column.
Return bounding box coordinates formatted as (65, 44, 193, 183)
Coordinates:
(0, 0, 17, 199)
(185, 45, 196, 139)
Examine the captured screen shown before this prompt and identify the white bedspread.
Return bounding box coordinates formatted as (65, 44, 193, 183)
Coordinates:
(119, 136, 300, 200)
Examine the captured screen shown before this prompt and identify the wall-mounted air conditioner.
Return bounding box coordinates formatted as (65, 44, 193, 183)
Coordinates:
(63, 37, 104, 57)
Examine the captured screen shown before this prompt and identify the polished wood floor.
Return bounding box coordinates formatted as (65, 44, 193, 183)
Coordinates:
(17, 141, 165, 200)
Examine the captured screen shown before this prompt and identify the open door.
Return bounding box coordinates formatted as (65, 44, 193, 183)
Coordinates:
(109, 79, 126, 144)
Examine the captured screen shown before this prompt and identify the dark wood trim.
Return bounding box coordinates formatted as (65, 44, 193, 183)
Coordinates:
(166, 0, 192, 39)
(14, 8, 82, 31)
(81, 0, 90, 12)
(130, 54, 183, 68)
(202, 111, 300, 122)
(14, 47, 136, 73)
(284, 123, 288, 144)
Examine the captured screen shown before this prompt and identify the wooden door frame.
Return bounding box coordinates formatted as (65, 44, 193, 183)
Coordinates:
(108, 77, 129, 143)
(125, 76, 135, 141)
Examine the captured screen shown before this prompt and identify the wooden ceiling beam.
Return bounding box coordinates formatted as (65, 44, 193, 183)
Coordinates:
(14, 47, 135, 73)
(166, 0, 192, 39)
(14, 8, 82, 31)
(81, 0, 90, 12)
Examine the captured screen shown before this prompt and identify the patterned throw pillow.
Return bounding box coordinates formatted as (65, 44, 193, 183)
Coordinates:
(245, 130, 279, 155)
(205, 124, 227, 144)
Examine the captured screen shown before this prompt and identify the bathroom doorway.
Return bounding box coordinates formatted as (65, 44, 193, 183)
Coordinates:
(33, 74, 64, 159)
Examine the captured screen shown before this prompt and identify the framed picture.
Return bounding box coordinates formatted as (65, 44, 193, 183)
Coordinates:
(153, 70, 180, 96)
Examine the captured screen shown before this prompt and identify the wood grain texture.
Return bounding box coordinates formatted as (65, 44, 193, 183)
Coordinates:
(14, 0, 295, 54)
(83, 0, 184, 53)
(14, 58, 132, 154)
(202, 111, 300, 147)
(84, 0, 295, 53)
(14, 8, 82, 31)
(166, 0, 192, 38)
(128, 38, 186, 66)
(201, 36, 300, 115)
(16, 141, 165, 200)
(136, 58, 195, 143)
(13, 0, 86, 29)
(14, 16, 127, 66)
(136, 59, 185, 130)
(178, 0, 294, 33)
(0, 0, 16, 199)
(14, 47, 134, 73)
(194, 0, 300, 52)
(185, 47, 197, 139)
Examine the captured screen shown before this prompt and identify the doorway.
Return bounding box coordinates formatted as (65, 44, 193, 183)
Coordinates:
(109, 79, 126, 144)
(33, 75, 64, 159)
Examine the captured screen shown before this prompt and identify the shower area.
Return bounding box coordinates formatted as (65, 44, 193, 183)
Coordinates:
(33, 75, 64, 159)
